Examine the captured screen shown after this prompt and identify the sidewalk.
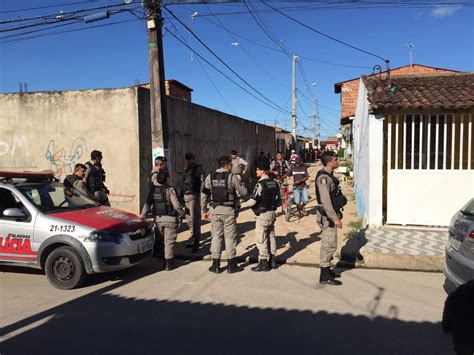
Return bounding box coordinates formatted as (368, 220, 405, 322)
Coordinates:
(173, 162, 446, 272)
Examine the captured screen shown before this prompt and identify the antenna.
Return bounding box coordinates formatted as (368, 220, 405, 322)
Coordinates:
(406, 43, 414, 68)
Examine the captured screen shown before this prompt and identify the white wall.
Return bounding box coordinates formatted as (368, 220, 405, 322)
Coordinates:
(0, 88, 148, 214)
(352, 79, 384, 226)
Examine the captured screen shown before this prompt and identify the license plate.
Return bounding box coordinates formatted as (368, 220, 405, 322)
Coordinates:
(139, 240, 153, 253)
(450, 238, 462, 251)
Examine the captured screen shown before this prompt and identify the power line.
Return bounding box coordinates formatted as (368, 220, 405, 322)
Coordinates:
(165, 26, 291, 114)
(243, 0, 292, 58)
(0, 18, 141, 46)
(167, 18, 238, 116)
(0, 1, 101, 14)
(260, 0, 390, 69)
(164, 6, 290, 114)
(0, 1, 139, 25)
(203, 5, 288, 91)
(161, 1, 473, 19)
(197, 55, 239, 116)
(201, 15, 371, 70)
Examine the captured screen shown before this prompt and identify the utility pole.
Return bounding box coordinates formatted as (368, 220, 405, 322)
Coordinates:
(291, 55, 299, 146)
(311, 96, 316, 146)
(146, 0, 169, 164)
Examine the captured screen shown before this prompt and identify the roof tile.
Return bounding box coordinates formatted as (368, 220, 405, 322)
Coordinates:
(363, 73, 474, 112)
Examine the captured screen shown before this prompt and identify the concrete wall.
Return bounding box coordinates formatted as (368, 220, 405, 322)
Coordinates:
(0, 87, 151, 214)
(0, 87, 276, 214)
(166, 97, 275, 191)
(352, 79, 384, 227)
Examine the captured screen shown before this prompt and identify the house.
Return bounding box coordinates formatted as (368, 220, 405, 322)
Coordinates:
(352, 72, 474, 227)
(320, 136, 340, 151)
(334, 64, 461, 160)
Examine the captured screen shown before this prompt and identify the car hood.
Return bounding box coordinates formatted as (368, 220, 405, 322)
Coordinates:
(49, 206, 149, 233)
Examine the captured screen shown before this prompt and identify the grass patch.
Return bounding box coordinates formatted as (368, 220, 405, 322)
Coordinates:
(344, 218, 363, 240)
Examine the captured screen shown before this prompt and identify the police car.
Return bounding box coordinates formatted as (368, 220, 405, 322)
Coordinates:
(0, 171, 154, 289)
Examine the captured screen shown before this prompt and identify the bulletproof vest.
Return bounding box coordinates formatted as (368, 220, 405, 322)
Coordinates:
(273, 160, 288, 178)
(210, 172, 234, 206)
(64, 174, 82, 192)
(182, 164, 201, 195)
(85, 162, 104, 192)
(315, 170, 347, 211)
(256, 179, 280, 212)
(152, 186, 175, 217)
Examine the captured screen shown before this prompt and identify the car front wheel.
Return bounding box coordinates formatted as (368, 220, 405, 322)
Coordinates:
(45, 246, 86, 290)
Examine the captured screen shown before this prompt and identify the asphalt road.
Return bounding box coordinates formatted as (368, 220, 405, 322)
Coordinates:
(0, 259, 454, 355)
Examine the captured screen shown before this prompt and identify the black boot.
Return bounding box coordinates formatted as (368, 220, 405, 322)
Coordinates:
(330, 269, 341, 279)
(165, 258, 175, 271)
(191, 239, 199, 254)
(269, 255, 277, 270)
(227, 258, 243, 274)
(251, 259, 270, 272)
(209, 259, 220, 273)
(319, 267, 342, 286)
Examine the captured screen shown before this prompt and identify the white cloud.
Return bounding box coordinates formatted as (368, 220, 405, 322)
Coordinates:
(431, 5, 461, 18)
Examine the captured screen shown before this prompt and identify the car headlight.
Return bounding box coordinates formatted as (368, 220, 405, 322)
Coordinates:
(84, 231, 124, 244)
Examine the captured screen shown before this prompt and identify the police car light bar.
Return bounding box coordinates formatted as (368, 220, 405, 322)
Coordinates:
(0, 170, 56, 181)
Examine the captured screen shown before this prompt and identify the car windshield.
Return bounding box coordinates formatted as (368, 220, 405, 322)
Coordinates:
(17, 182, 99, 214)
(460, 198, 474, 216)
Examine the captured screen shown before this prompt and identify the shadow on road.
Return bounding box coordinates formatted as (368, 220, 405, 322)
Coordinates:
(336, 228, 368, 273)
(0, 264, 453, 355)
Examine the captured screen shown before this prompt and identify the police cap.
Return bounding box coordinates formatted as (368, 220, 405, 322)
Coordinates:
(156, 171, 169, 184)
(257, 160, 270, 171)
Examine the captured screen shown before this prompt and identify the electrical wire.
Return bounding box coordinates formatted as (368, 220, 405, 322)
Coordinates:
(201, 16, 371, 70)
(165, 26, 290, 114)
(204, 5, 288, 91)
(0, 18, 141, 46)
(0, 1, 101, 14)
(0, 1, 139, 25)
(167, 19, 238, 116)
(260, 0, 390, 68)
(161, 1, 472, 19)
(243, 0, 292, 59)
(0, 19, 84, 41)
(164, 6, 290, 114)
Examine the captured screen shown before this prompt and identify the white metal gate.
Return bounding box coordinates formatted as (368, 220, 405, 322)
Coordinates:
(386, 113, 474, 226)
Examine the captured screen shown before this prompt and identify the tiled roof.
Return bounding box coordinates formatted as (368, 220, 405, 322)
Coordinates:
(363, 73, 474, 113)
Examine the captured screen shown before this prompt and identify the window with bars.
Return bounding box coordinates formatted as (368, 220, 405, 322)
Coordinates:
(388, 113, 474, 170)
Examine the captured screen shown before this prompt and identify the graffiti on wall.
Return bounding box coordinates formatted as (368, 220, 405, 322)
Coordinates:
(0, 135, 38, 169)
(45, 138, 87, 177)
(109, 188, 136, 206)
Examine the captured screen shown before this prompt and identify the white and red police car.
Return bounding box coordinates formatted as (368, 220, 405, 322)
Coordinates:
(0, 171, 154, 289)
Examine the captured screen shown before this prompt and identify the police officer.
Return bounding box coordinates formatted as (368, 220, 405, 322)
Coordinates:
(248, 160, 281, 272)
(201, 155, 248, 274)
(64, 163, 93, 198)
(150, 156, 168, 187)
(181, 152, 205, 253)
(84, 150, 110, 206)
(315, 151, 347, 286)
(141, 171, 185, 271)
(230, 150, 249, 179)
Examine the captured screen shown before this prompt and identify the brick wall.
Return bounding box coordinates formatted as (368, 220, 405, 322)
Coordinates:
(339, 65, 459, 120)
(165, 81, 191, 102)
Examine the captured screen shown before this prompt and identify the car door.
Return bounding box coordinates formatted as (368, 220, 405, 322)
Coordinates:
(0, 187, 38, 265)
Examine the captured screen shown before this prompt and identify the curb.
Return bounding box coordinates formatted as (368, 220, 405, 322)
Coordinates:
(174, 252, 444, 272)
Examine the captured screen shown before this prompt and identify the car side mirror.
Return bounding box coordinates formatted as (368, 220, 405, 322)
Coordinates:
(3, 208, 26, 219)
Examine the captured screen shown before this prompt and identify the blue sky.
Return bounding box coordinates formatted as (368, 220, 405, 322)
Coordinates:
(1, 1, 473, 139)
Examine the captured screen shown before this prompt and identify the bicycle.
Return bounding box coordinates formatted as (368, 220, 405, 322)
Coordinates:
(280, 181, 292, 222)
